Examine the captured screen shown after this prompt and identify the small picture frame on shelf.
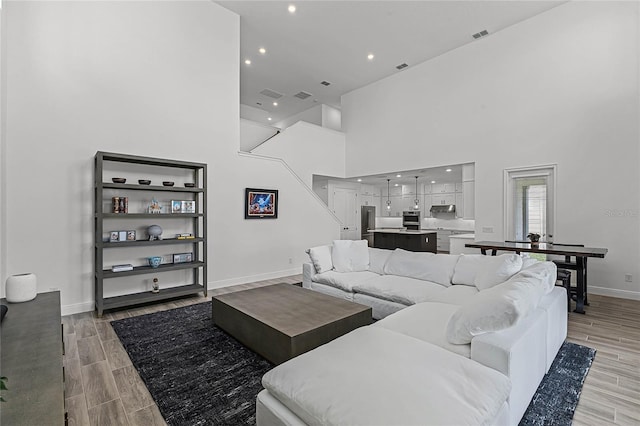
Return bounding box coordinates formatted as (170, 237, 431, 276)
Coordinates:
(181, 200, 195, 213)
(173, 252, 193, 264)
(171, 200, 182, 213)
(118, 231, 128, 242)
(148, 198, 163, 214)
(126, 230, 136, 241)
(110, 231, 119, 242)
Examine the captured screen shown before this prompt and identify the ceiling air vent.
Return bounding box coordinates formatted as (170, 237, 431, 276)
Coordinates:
(294, 91, 312, 100)
(472, 30, 489, 39)
(259, 88, 284, 99)
(320, 81, 331, 86)
(396, 63, 409, 70)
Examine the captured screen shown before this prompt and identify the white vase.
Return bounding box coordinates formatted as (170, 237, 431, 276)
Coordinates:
(6, 273, 37, 303)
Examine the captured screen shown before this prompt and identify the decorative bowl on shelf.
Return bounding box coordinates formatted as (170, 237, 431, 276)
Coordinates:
(162, 181, 175, 187)
(184, 183, 196, 188)
(148, 256, 162, 268)
(112, 177, 126, 184)
(138, 179, 151, 185)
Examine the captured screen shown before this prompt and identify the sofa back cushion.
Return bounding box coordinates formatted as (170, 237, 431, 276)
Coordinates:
(306, 245, 333, 274)
(520, 261, 557, 294)
(446, 270, 546, 344)
(383, 249, 459, 287)
(368, 247, 392, 275)
(332, 240, 370, 272)
(451, 254, 486, 286)
(474, 254, 523, 291)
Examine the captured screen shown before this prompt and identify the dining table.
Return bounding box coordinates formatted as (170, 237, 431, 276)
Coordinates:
(464, 241, 608, 314)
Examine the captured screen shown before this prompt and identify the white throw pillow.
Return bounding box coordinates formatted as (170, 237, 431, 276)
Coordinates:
(451, 254, 487, 286)
(383, 249, 458, 287)
(331, 240, 370, 272)
(474, 254, 523, 291)
(306, 245, 333, 274)
(368, 247, 392, 275)
(520, 261, 557, 294)
(446, 272, 546, 344)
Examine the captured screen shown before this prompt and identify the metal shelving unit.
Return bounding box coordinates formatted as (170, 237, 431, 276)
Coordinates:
(94, 151, 207, 316)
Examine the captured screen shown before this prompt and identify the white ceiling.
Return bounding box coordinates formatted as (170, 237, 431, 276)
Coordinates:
(216, 1, 563, 124)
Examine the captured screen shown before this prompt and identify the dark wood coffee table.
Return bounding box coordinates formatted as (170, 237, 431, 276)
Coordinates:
(212, 283, 372, 364)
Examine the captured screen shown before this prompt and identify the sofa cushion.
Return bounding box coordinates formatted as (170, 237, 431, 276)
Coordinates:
(305, 245, 333, 273)
(375, 302, 471, 357)
(368, 247, 392, 275)
(352, 275, 445, 305)
(331, 240, 369, 272)
(428, 284, 479, 305)
(314, 270, 380, 293)
(451, 254, 487, 286)
(383, 249, 458, 287)
(474, 253, 523, 290)
(262, 326, 511, 426)
(520, 261, 557, 294)
(447, 271, 547, 344)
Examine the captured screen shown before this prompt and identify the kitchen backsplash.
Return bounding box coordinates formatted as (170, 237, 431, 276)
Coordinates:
(375, 216, 475, 231)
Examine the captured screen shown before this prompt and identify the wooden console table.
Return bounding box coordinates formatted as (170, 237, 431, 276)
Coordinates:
(0, 291, 65, 425)
(465, 241, 607, 314)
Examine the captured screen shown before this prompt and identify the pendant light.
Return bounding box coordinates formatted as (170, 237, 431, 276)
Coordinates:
(414, 176, 420, 210)
(386, 179, 391, 211)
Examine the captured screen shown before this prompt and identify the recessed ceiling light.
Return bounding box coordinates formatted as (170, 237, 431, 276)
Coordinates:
(259, 47, 266, 54)
(394, 183, 399, 187)
(446, 168, 452, 172)
(267, 117, 272, 121)
(273, 102, 278, 106)
(288, 4, 296, 13)
(367, 53, 375, 60)
(244, 59, 251, 65)
(396, 174, 401, 178)
(357, 179, 362, 182)
(431, 180, 436, 184)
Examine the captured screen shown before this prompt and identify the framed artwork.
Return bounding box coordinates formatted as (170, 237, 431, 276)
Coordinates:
(245, 188, 278, 219)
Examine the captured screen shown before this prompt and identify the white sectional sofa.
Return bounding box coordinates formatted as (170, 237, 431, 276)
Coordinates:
(257, 241, 567, 426)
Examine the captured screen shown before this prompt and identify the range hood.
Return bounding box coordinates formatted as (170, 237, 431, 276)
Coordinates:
(430, 204, 456, 214)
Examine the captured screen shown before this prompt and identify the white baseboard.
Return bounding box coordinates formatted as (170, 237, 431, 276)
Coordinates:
(61, 301, 95, 316)
(208, 267, 301, 290)
(589, 285, 640, 301)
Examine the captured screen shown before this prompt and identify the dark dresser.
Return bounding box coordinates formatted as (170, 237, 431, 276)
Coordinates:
(1, 291, 65, 425)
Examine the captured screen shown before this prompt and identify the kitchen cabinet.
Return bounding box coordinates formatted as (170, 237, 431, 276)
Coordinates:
(423, 194, 433, 217)
(455, 182, 463, 193)
(431, 193, 455, 206)
(422, 183, 432, 194)
(455, 192, 464, 218)
(436, 230, 452, 252)
(432, 183, 456, 193)
(463, 181, 475, 219)
(389, 185, 402, 197)
(361, 194, 374, 207)
(360, 184, 376, 196)
(373, 231, 437, 253)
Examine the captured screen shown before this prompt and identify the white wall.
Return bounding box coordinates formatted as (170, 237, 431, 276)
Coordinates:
(274, 104, 323, 130)
(322, 104, 342, 131)
(240, 118, 279, 152)
(240, 103, 272, 124)
(252, 121, 346, 188)
(342, 2, 640, 298)
(2, 1, 339, 314)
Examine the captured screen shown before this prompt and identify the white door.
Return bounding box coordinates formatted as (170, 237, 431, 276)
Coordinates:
(333, 188, 359, 239)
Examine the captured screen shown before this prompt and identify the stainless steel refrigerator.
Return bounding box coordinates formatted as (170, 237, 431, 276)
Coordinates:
(361, 206, 376, 246)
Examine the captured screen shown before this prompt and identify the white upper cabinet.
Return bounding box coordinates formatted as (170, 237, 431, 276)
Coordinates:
(463, 181, 475, 219)
(455, 182, 463, 193)
(431, 193, 455, 205)
(422, 183, 432, 194)
(432, 183, 456, 193)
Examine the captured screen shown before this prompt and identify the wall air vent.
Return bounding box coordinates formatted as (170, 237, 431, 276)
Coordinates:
(320, 81, 331, 86)
(472, 29, 489, 39)
(396, 63, 409, 70)
(294, 91, 312, 100)
(260, 88, 284, 99)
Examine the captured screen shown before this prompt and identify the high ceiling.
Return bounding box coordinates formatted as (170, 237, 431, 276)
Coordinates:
(216, 1, 564, 124)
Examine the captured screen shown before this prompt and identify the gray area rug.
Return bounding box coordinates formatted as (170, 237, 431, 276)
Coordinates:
(519, 341, 596, 425)
(111, 301, 595, 425)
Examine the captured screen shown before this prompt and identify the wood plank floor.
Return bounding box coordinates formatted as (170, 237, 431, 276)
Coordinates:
(64, 279, 640, 426)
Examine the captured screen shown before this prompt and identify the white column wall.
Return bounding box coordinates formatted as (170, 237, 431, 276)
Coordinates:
(342, 2, 639, 297)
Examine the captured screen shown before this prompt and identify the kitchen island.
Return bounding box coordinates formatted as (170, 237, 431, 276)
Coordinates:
(371, 229, 437, 253)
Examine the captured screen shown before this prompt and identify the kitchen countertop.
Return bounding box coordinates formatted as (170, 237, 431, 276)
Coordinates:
(370, 229, 436, 235)
(422, 228, 474, 232)
(449, 233, 475, 239)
